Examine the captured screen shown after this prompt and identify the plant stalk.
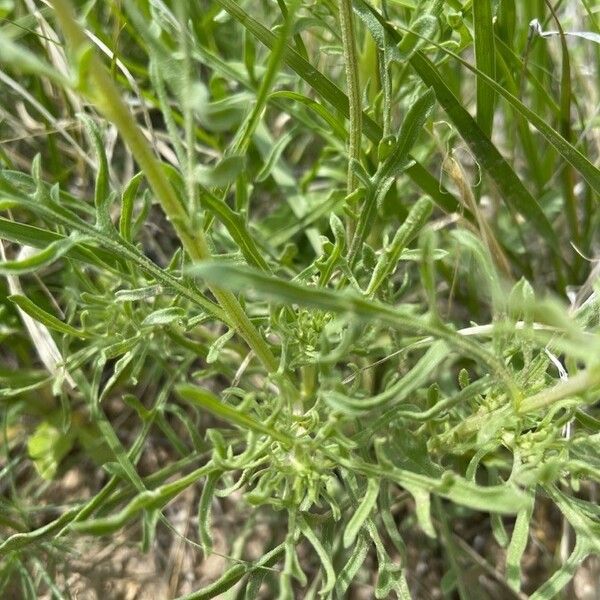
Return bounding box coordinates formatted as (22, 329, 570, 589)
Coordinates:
(338, 0, 362, 232)
(50, 0, 280, 376)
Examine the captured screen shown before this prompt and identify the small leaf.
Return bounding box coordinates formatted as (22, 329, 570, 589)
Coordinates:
(376, 88, 435, 183)
(343, 478, 380, 547)
(367, 196, 433, 295)
(142, 307, 186, 327)
(195, 155, 245, 188)
(409, 486, 436, 537)
(120, 172, 143, 242)
(27, 421, 74, 480)
(198, 471, 221, 555)
(9, 295, 91, 339)
(207, 329, 235, 364)
(329, 213, 346, 249)
(270, 90, 347, 141)
(115, 285, 163, 302)
(397, 15, 438, 60)
(256, 127, 295, 182)
(79, 114, 113, 232)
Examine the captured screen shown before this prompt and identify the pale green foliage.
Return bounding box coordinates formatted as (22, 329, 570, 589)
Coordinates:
(1, 1, 600, 598)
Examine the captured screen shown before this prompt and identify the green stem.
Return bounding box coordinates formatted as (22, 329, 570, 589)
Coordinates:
(338, 0, 362, 197)
(50, 0, 280, 376)
(518, 367, 600, 414)
(175, 3, 199, 220)
(453, 366, 600, 439)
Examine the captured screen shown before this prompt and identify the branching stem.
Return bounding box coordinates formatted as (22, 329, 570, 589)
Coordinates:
(50, 0, 280, 376)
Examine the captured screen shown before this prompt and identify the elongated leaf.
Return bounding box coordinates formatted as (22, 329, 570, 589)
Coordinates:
(0, 237, 79, 275)
(142, 307, 186, 327)
(93, 408, 146, 491)
(348, 89, 435, 263)
(175, 542, 286, 600)
(0, 506, 83, 555)
(298, 517, 336, 595)
(255, 125, 296, 182)
(411, 486, 436, 537)
(335, 533, 370, 598)
(269, 90, 347, 141)
(325, 340, 449, 414)
(397, 15, 437, 60)
(336, 455, 528, 514)
(120, 172, 143, 242)
(506, 494, 534, 591)
(377, 89, 435, 182)
(195, 155, 245, 188)
(197, 183, 271, 272)
(343, 477, 380, 547)
(176, 384, 294, 446)
(71, 461, 213, 537)
(529, 538, 589, 600)
(190, 262, 511, 381)
(367, 196, 433, 294)
(0, 218, 113, 268)
(198, 471, 221, 555)
(115, 285, 162, 302)
(79, 114, 113, 232)
(9, 295, 91, 339)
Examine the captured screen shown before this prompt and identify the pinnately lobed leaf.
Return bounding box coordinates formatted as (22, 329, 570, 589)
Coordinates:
(1, 1, 599, 597)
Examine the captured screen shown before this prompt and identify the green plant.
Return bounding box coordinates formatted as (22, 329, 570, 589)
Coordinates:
(1, 0, 599, 598)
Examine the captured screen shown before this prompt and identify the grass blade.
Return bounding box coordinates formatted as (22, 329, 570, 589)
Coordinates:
(472, 0, 496, 137)
(213, 0, 461, 216)
(358, 0, 600, 199)
(354, 0, 562, 267)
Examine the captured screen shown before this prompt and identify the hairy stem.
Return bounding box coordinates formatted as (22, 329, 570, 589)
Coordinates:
(339, 0, 362, 197)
